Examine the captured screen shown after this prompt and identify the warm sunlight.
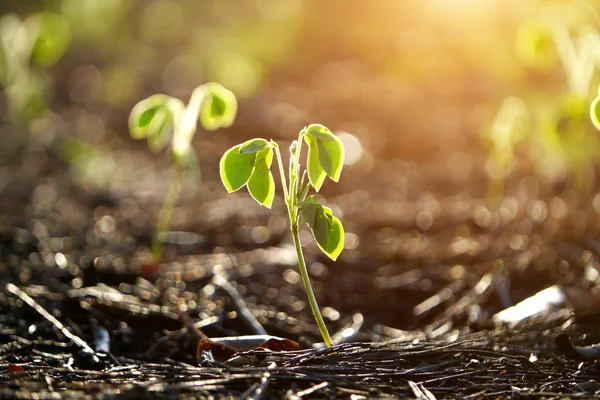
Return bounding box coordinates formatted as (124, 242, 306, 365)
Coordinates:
(2, 0, 600, 396)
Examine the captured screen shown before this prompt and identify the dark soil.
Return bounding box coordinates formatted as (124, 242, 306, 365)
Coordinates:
(2, 131, 600, 398)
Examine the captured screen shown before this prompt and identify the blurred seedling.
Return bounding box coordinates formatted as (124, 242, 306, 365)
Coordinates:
(220, 124, 345, 347)
(483, 96, 531, 201)
(530, 23, 600, 192)
(486, 12, 600, 197)
(129, 83, 237, 261)
(0, 12, 71, 121)
(0, 12, 70, 195)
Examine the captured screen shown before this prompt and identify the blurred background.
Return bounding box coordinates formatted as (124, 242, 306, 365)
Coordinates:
(2, 0, 600, 255)
(2, 0, 600, 339)
(3, 0, 600, 199)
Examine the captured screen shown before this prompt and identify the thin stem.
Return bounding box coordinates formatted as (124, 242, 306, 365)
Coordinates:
(152, 165, 183, 261)
(292, 133, 304, 207)
(172, 88, 204, 163)
(273, 136, 332, 347)
(290, 220, 333, 347)
(272, 142, 289, 201)
(293, 133, 307, 228)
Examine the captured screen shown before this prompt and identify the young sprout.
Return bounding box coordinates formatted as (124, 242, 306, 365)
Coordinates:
(129, 83, 237, 261)
(220, 124, 345, 347)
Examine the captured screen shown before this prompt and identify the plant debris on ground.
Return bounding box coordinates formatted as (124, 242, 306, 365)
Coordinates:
(2, 146, 600, 399)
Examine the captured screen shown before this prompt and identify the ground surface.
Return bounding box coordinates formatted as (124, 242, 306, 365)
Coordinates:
(2, 135, 600, 399)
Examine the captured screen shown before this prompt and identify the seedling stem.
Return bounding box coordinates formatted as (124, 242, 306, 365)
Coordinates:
(273, 139, 333, 347)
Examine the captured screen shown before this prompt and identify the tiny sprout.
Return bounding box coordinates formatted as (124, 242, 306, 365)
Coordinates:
(129, 83, 237, 261)
(220, 124, 345, 347)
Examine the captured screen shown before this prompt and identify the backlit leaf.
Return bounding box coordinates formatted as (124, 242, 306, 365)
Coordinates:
(316, 135, 344, 182)
(147, 108, 173, 152)
(301, 196, 344, 260)
(200, 82, 237, 131)
(312, 207, 332, 252)
(240, 138, 269, 154)
(305, 124, 344, 185)
(298, 182, 310, 203)
(220, 143, 256, 192)
(301, 196, 319, 229)
(28, 12, 71, 68)
(306, 124, 336, 141)
(247, 147, 275, 208)
(320, 214, 344, 260)
(129, 95, 176, 152)
(305, 135, 327, 191)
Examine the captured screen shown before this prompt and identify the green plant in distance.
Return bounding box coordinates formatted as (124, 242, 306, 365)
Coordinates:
(483, 96, 531, 201)
(129, 83, 237, 261)
(220, 124, 345, 347)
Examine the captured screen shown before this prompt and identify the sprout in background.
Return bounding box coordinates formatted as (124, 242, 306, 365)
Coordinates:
(484, 97, 531, 200)
(220, 124, 345, 347)
(516, 21, 557, 71)
(0, 11, 71, 186)
(129, 83, 237, 261)
(486, 2, 600, 196)
(0, 12, 71, 121)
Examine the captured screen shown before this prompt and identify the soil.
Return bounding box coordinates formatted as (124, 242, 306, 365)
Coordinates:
(2, 121, 600, 399)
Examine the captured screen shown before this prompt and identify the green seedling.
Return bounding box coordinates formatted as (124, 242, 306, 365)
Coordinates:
(129, 82, 237, 261)
(0, 12, 71, 120)
(486, 10, 600, 196)
(220, 124, 345, 347)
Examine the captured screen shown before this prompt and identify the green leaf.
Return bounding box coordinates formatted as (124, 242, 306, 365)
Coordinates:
(147, 108, 173, 152)
(200, 82, 237, 131)
(28, 12, 71, 68)
(302, 197, 330, 246)
(301, 196, 319, 228)
(305, 134, 327, 191)
(220, 143, 257, 192)
(312, 207, 332, 252)
(302, 196, 344, 260)
(298, 182, 310, 203)
(211, 93, 226, 116)
(316, 135, 344, 182)
(240, 138, 268, 154)
(306, 124, 336, 141)
(247, 147, 275, 208)
(591, 94, 600, 131)
(321, 214, 344, 260)
(304, 124, 344, 186)
(137, 106, 162, 133)
(129, 95, 176, 152)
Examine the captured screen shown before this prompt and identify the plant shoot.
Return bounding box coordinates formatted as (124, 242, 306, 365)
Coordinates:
(129, 83, 237, 261)
(220, 124, 345, 347)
